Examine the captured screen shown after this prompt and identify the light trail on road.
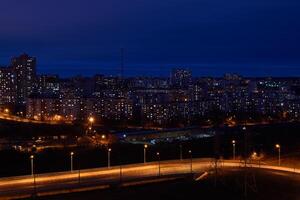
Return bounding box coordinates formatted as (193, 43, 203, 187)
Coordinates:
(0, 158, 299, 199)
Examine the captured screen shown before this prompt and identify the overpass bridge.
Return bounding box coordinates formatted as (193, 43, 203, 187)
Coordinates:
(0, 158, 298, 199)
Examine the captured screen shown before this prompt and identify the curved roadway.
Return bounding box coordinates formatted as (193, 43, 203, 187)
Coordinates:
(0, 158, 298, 199)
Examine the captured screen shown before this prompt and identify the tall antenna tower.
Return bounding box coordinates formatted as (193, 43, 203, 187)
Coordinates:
(120, 48, 124, 78)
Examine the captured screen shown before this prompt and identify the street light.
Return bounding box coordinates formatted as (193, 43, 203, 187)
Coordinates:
(30, 155, 34, 176)
(157, 152, 161, 176)
(87, 117, 95, 134)
(144, 144, 148, 164)
(30, 155, 36, 195)
(4, 108, 9, 114)
(232, 140, 236, 160)
(88, 117, 95, 124)
(70, 152, 74, 172)
(188, 150, 193, 173)
(108, 148, 111, 168)
(252, 151, 257, 159)
(275, 144, 281, 166)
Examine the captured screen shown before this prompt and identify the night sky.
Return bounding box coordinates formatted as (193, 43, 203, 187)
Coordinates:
(1, 0, 300, 77)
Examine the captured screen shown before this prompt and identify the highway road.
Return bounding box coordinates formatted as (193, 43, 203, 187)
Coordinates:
(0, 158, 299, 199)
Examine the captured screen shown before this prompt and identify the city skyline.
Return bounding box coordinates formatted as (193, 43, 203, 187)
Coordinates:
(1, 53, 300, 128)
(1, 53, 300, 78)
(2, 1, 300, 198)
(1, 0, 300, 77)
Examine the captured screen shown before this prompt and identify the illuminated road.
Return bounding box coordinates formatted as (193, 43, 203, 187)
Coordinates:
(0, 158, 299, 199)
(0, 114, 72, 125)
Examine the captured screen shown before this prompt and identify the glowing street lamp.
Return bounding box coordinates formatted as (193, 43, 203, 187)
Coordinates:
(275, 144, 281, 166)
(30, 155, 34, 176)
(70, 152, 74, 172)
(144, 144, 148, 164)
(4, 108, 9, 114)
(30, 155, 36, 195)
(87, 117, 95, 134)
(232, 140, 236, 160)
(188, 150, 193, 173)
(88, 117, 95, 124)
(108, 148, 111, 168)
(252, 151, 257, 158)
(157, 152, 161, 176)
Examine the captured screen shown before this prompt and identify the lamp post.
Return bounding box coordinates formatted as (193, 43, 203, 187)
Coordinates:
(232, 140, 236, 160)
(157, 152, 160, 176)
(70, 152, 74, 172)
(189, 150, 193, 173)
(30, 155, 36, 196)
(275, 144, 281, 166)
(30, 155, 36, 195)
(30, 155, 34, 176)
(4, 108, 9, 115)
(144, 144, 148, 164)
(87, 117, 95, 134)
(108, 148, 111, 168)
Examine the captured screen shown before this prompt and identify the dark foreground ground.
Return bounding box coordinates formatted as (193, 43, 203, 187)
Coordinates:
(4, 121, 300, 178)
(22, 169, 300, 200)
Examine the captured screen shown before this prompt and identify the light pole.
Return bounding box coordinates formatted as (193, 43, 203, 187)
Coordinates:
(108, 148, 111, 168)
(275, 144, 281, 166)
(88, 117, 95, 134)
(76, 154, 81, 184)
(70, 152, 74, 172)
(30, 155, 34, 176)
(189, 150, 192, 173)
(232, 140, 236, 160)
(157, 152, 160, 176)
(4, 108, 9, 115)
(144, 144, 148, 164)
(30, 155, 36, 195)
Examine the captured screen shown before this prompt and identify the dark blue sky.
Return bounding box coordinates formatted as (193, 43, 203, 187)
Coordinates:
(1, 0, 300, 77)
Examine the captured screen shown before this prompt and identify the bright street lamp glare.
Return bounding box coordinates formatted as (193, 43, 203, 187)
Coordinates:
(275, 144, 280, 148)
(144, 144, 148, 149)
(88, 117, 94, 123)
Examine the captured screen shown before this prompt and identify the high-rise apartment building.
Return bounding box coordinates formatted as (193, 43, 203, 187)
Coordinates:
(11, 54, 36, 105)
(0, 66, 16, 108)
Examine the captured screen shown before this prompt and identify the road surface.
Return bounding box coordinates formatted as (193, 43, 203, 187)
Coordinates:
(0, 158, 298, 199)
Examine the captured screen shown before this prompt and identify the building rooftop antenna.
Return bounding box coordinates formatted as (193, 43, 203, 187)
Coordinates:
(120, 48, 124, 78)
